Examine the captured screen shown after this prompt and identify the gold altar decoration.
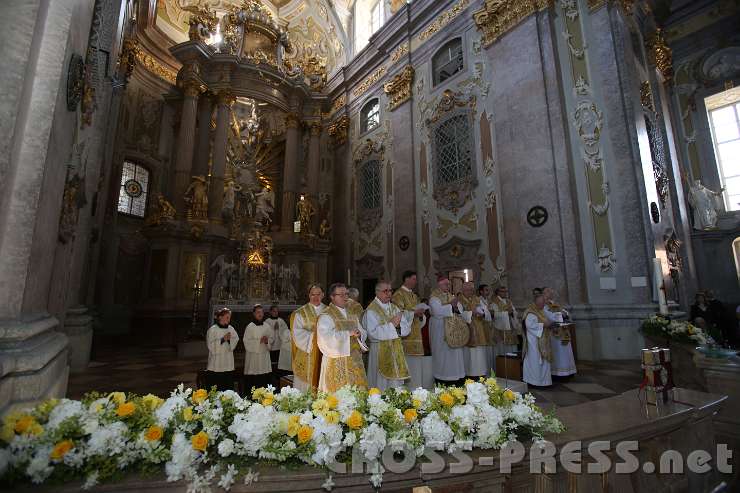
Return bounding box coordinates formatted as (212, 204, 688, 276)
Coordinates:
(136, 47, 178, 85)
(383, 65, 414, 111)
(419, 0, 470, 42)
(118, 38, 138, 82)
(328, 114, 349, 147)
(329, 94, 347, 116)
(390, 41, 409, 65)
(352, 65, 387, 98)
(285, 53, 328, 91)
(145, 194, 177, 227)
(427, 89, 476, 125)
(473, 0, 551, 48)
(185, 175, 209, 221)
(296, 196, 316, 235)
(183, 5, 217, 42)
(640, 81, 655, 111)
(647, 28, 673, 84)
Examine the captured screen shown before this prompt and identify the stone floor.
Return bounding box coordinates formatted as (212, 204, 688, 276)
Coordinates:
(68, 343, 644, 409)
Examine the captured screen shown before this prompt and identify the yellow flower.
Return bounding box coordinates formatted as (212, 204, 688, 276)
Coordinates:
(191, 431, 208, 452)
(116, 401, 136, 418)
(38, 398, 59, 415)
(297, 425, 313, 444)
(50, 440, 74, 460)
(108, 392, 126, 405)
(439, 392, 455, 407)
(92, 401, 106, 414)
(144, 425, 163, 442)
(485, 377, 498, 389)
(451, 387, 466, 403)
(142, 394, 164, 410)
(326, 394, 339, 409)
(14, 415, 36, 434)
(262, 394, 274, 406)
(1, 424, 14, 443)
(287, 421, 300, 437)
(29, 423, 43, 436)
(192, 389, 208, 405)
(312, 399, 329, 415)
(346, 410, 364, 430)
(465, 378, 474, 385)
(183, 406, 194, 422)
(412, 398, 422, 409)
(324, 410, 340, 425)
(503, 389, 515, 402)
(368, 387, 382, 396)
(252, 388, 266, 401)
(403, 408, 418, 423)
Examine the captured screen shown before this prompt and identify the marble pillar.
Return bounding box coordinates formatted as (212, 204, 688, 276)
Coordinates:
(209, 91, 233, 222)
(193, 95, 213, 178)
(280, 113, 301, 231)
(307, 122, 321, 232)
(172, 81, 201, 217)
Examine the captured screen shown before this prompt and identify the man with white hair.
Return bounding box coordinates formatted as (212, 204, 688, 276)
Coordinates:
(392, 271, 431, 389)
(346, 286, 364, 320)
(429, 274, 472, 384)
(522, 292, 553, 387)
(543, 286, 576, 377)
(363, 280, 411, 390)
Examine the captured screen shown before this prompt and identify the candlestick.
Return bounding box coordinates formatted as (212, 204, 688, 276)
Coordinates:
(652, 258, 668, 315)
(347, 268, 351, 286)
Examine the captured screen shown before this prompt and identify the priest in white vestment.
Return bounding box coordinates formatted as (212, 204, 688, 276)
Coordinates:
(490, 286, 520, 361)
(316, 283, 368, 392)
(522, 293, 553, 387)
(430, 275, 472, 384)
(243, 305, 274, 392)
(290, 285, 326, 391)
(543, 287, 576, 377)
(460, 282, 492, 378)
(392, 271, 431, 389)
(364, 280, 412, 390)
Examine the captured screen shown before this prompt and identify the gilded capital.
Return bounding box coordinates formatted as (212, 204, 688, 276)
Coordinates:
(216, 90, 235, 107)
(383, 65, 414, 111)
(285, 112, 301, 129)
(309, 122, 322, 137)
(473, 0, 552, 47)
(327, 114, 349, 148)
(180, 79, 204, 97)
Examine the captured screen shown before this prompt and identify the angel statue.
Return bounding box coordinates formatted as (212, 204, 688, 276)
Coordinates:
(688, 179, 724, 230)
(222, 179, 241, 221)
(210, 254, 237, 300)
(184, 175, 208, 221)
(296, 196, 315, 234)
(145, 194, 176, 227)
(254, 186, 275, 227)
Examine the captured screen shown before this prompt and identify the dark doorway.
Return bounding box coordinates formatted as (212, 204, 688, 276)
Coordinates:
(362, 278, 377, 307)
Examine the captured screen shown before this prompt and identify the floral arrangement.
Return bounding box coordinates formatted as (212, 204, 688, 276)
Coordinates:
(641, 315, 714, 346)
(0, 380, 563, 492)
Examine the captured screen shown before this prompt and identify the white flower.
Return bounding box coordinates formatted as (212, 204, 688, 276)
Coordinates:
(26, 447, 53, 484)
(509, 402, 534, 425)
(63, 448, 86, 469)
(47, 399, 84, 430)
(228, 404, 274, 456)
(450, 404, 477, 433)
(156, 394, 187, 427)
(218, 464, 238, 491)
(87, 421, 129, 456)
(359, 423, 387, 461)
(217, 438, 235, 457)
(421, 412, 453, 450)
(367, 393, 390, 418)
(411, 388, 429, 407)
(334, 387, 358, 421)
(465, 382, 488, 407)
(368, 460, 385, 488)
(475, 405, 504, 448)
(322, 474, 335, 491)
(165, 433, 198, 482)
(243, 468, 259, 485)
(82, 471, 99, 490)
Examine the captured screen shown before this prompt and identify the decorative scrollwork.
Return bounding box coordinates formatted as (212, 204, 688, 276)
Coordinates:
(473, 0, 551, 47)
(383, 65, 414, 111)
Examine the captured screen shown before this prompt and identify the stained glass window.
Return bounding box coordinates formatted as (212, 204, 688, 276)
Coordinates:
(117, 161, 149, 217)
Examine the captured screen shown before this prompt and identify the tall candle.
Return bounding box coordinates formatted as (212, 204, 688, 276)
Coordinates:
(652, 258, 668, 315)
(347, 268, 351, 286)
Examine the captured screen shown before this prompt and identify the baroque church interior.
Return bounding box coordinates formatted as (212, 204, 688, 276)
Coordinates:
(1, 0, 740, 491)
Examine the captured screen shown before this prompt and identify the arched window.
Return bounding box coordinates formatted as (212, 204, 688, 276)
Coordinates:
(117, 160, 150, 217)
(433, 114, 473, 186)
(360, 159, 381, 210)
(360, 98, 380, 134)
(432, 38, 464, 87)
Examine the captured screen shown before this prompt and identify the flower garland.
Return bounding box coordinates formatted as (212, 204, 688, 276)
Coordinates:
(641, 315, 714, 346)
(0, 379, 564, 491)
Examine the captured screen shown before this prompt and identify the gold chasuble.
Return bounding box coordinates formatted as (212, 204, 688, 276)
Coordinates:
(391, 288, 424, 356)
(430, 289, 469, 348)
(346, 298, 364, 320)
(547, 302, 571, 344)
(459, 294, 490, 347)
(366, 299, 410, 380)
(320, 304, 368, 392)
(492, 297, 519, 345)
(290, 304, 321, 390)
(522, 304, 552, 363)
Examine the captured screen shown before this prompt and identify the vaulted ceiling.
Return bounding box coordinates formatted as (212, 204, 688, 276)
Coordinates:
(155, 0, 351, 74)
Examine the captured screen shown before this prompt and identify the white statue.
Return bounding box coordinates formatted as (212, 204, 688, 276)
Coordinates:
(688, 179, 724, 230)
(222, 179, 241, 220)
(254, 186, 275, 226)
(210, 254, 237, 300)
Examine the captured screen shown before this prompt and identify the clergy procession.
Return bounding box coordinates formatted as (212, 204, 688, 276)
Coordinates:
(204, 271, 577, 394)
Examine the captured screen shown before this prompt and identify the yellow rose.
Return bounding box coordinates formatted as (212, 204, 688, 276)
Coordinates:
(116, 401, 136, 418)
(191, 431, 208, 452)
(142, 394, 164, 410)
(439, 393, 455, 407)
(192, 389, 208, 405)
(108, 392, 126, 405)
(312, 399, 329, 414)
(324, 410, 340, 425)
(144, 425, 163, 442)
(503, 389, 515, 402)
(403, 409, 417, 423)
(287, 421, 300, 437)
(183, 406, 194, 422)
(252, 388, 265, 400)
(14, 415, 36, 434)
(50, 440, 74, 460)
(326, 394, 339, 409)
(262, 394, 274, 406)
(1, 424, 14, 443)
(297, 425, 313, 444)
(368, 387, 382, 396)
(412, 398, 422, 409)
(346, 410, 364, 430)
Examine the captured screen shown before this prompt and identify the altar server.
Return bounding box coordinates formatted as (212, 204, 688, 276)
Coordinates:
(205, 307, 239, 391)
(543, 287, 576, 377)
(430, 275, 472, 384)
(460, 282, 491, 378)
(290, 284, 326, 391)
(364, 280, 411, 390)
(267, 305, 292, 377)
(392, 271, 431, 389)
(490, 286, 520, 357)
(316, 283, 368, 393)
(522, 293, 553, 387)
(243, 305, 274, 393)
